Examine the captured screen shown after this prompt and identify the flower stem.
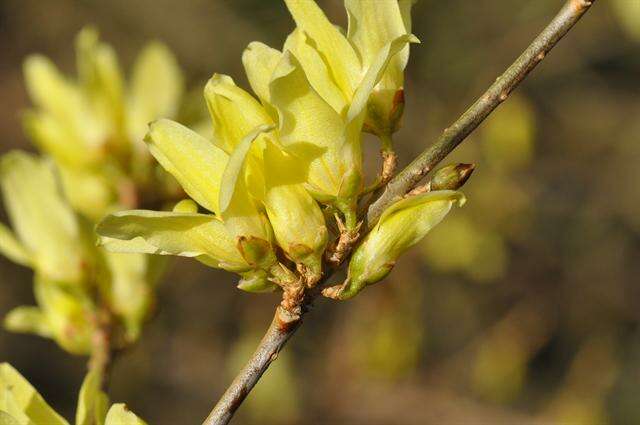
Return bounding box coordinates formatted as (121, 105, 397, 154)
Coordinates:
(88, 308, 114, 392)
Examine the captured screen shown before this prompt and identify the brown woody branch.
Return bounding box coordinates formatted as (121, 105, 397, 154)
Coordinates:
(203, 1, 597, 424)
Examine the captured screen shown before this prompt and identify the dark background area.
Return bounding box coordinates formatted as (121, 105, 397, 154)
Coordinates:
(1, 1, 639, 423)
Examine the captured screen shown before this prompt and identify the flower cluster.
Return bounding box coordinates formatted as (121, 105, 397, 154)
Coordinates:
(97, 0, 468, 308)
(23, 27, 184, 220)
(0, 28, 184, 353)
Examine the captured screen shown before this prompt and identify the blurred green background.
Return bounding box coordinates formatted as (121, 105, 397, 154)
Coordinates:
(1, 1, 639, 424)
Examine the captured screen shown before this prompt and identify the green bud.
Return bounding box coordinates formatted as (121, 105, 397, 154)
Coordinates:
(365, 89, 405, 136)
(237, 236, 276, 269)
(324, 190, 465, 300)
(430, 163, 476, 191)
(172, 199, 198, 213)
(237, 270, 278, 293)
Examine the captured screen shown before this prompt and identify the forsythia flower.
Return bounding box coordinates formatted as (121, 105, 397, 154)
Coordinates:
(96, 116, 272, 273)
(2, 27, 187, 350)
(324, 191, 466, 300)
(0, 152, 159, 351)
(98, 72, 330, 287)
(23, 27, 184, 220)
(0, 152, 85, 284)
(0, 152, 94, 353)
(94, 0, 469, 306)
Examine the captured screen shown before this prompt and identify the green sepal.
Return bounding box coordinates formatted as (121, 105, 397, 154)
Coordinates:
(237, 270, 278, 293)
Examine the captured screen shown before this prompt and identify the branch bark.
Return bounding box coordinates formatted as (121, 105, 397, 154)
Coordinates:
(203, 1, 597, 424)
(88, 308, 115, 392)
(204, 309, 301, 425)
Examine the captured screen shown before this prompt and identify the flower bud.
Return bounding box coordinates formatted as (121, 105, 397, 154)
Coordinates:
(236, 235, 276, 269)
(237, 269, 278, 293)
(365, 89, 406, 136)
(430, 163, 476, 191)
(262, 140, 327, 284)
(324, 190, 465, 300)
(172, 199, 198, 213)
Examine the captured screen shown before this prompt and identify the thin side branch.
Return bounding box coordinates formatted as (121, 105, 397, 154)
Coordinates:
(203, 1, 596, 424)
(88, 308, 114, 391)
(203, 308, 301, 425)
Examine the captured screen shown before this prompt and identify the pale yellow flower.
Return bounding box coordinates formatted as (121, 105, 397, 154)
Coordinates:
(98, 74, 329, 288)
(23, 27, 184, 220)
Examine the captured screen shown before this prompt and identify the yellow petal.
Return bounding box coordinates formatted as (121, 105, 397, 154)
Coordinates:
(399, 1, 416, 42)
(58, 165, 114, 222)
(262, 140, 327, 278)
(23, 55, 106, 157)
(218, 125, 276, 262)
(283, 29, 347, 114)
(22, 110, 96, 168)
(346, 34, 419, 127)
(0, 363, 69, 425)
(76, 368, 109, 425)
(283, 0, 360, 97)
(346, 0, 415, 89)
(96, 210, 249, 272)
(75, 27, 125, 140)
(172, 199, 199, 213)
(0, 152, 84, 283)
(0, 222, 31, 267)
(338, 190, 465, 299)
(378, 190, 465, 225)
(23, 55, 81, 123)
(128, 41, 184, 143)
(104, 404, 147, 425)
(146, 119, 228, 214)
(242, 41, 282, 104)
(269, 52, 345, 200)
(0, 411, 23, 425)
(204, 74, 272, 154)
(4, 306, 51, 337)
(219, 124, 274, 213)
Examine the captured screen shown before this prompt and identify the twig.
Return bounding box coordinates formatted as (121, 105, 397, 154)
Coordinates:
(88, 308, 114, 391)
(204, 308, 301, 425)
(203, 1, 597, 423)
